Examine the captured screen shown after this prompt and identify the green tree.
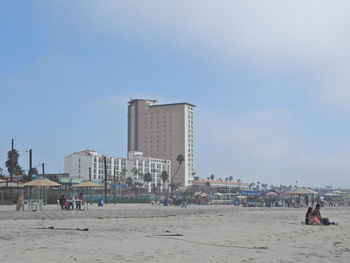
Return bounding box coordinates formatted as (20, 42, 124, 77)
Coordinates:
(6, 149, 23, 181)
(261, 183, 268, 190)
(169, 154, 184, 192)
(229, 176, 233, 181)
(23, 168, 38, 182)
(210, 174, 215, 180)
(131, 167, 138, 180)
(143, 172, 152, 192)
(46, 174, 59, 183)
(30, 168, 38, 176)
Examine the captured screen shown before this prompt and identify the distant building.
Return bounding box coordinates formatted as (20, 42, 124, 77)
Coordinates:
(64, 150, 171, 192)
(193, 179, 249, 191)
(128, 99, 195, 187)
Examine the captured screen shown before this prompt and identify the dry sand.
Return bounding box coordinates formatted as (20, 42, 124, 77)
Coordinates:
(0, 204, 349, 263)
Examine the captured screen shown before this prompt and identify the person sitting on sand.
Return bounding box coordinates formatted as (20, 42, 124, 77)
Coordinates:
(312, 203, 336, 225)
(76, 193, 84, 210)
(305, 207, 313, 225)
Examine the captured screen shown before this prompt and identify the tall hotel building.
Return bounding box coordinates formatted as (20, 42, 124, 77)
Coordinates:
(128, 99, 195, 186)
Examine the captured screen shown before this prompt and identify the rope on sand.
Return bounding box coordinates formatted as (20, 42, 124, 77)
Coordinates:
(147, 235, 268, 250)
(36, 226, 89, 231)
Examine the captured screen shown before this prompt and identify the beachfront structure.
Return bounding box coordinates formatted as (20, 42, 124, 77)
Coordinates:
(193, 179, 250, 191)
(128, 99, 195, 187)
(64, 150, 171, 192)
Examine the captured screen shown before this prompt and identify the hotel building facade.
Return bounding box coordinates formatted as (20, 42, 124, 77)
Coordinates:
(128, 99, 195, 187)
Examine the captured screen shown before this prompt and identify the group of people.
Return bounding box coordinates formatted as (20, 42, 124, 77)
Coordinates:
(59, 193, 84, 210)
(305, 204, 335, 225)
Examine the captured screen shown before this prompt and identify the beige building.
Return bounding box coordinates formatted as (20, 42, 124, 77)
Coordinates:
(128, 99, 195, 187)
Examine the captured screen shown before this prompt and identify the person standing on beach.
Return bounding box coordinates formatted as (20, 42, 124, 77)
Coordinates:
(181, 197, 187, 208)
(59, 194, 66, 210)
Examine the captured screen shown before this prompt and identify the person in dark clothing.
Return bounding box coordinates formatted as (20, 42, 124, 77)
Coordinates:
(76, 193, 84, 210)
(59, 194, 66, 210)
(305, 207, 313, 225)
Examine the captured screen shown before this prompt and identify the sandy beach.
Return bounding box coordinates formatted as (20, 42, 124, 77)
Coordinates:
(0, 204, 349, 263)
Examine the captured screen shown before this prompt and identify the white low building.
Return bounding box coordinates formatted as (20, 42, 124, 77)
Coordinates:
(193, 179, 249, 190)
(64, 150, 171, 192)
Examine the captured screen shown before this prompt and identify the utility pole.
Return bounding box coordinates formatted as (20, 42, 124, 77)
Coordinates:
(89, 167, 92, 205)
(104, 156, 108, 204)
(10, 139, 14, 181)
(29, 149, 32, 181)
(114, 166, 116, 204)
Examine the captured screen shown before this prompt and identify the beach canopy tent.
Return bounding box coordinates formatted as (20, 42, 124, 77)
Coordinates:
(325, 193, 340, 196)
(331, 191, 348, 196)
(240, 190, 263, 196)
(291, 188, 319, 195)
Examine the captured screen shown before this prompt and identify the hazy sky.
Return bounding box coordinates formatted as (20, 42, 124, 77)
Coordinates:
(1, 1, 350, 188)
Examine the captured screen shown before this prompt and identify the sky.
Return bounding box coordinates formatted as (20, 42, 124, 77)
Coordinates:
(1, 1, 350, 188)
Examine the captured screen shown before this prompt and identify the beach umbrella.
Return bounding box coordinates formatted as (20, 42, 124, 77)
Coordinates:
(23, 179, 61, 200)
(24, 178, 61, 187)
(265, 191, 279, 196)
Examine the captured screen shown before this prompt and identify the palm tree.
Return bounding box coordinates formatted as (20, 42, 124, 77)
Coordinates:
(131, 167, 138, 181)
(120, 168, 127, 184)
(161, 170, 169, 193)
(126, 177, 133, 196)
(143, 172, 152, 192)
(169, 154, 184, 192)
(229, 176, 233, 181)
